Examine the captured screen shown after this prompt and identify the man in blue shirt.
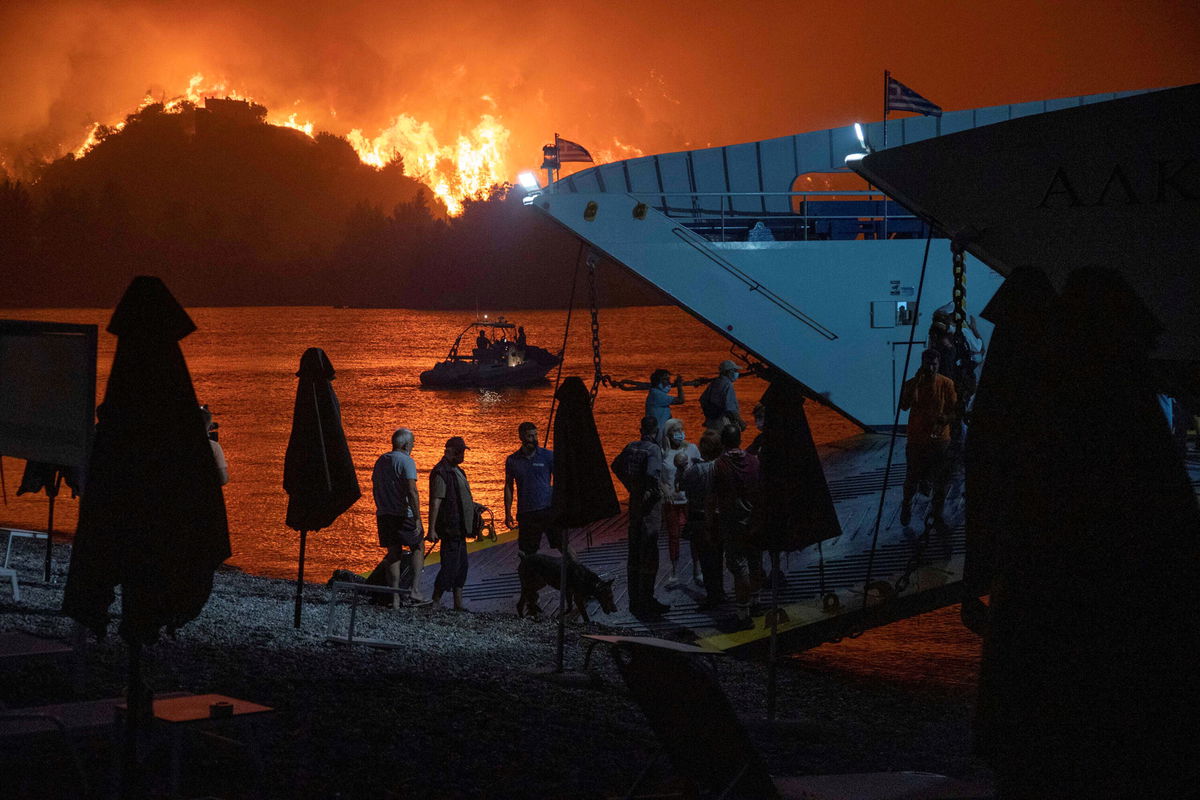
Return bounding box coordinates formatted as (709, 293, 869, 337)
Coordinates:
(504, 421, 562, 555)
(645, 368, 684, 431)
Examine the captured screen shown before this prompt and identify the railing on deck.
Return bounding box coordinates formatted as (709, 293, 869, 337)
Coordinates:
(627, 190, 939, 243)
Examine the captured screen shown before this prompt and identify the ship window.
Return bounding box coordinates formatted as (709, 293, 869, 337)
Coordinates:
(791, 172, 874, 212)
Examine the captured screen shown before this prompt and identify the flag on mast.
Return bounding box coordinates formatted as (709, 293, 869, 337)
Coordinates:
(555, 134, 594, 163)
(885, 75, 943, 117)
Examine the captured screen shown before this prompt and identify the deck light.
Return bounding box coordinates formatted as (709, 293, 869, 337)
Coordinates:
(517, 171, 540, 191)
(854, 122, 874, 154)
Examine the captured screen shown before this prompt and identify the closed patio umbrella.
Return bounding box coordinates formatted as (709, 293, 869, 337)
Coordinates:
(550, 377, 619, 529)
(974, 268, 1200, 796)
(549, 376, 619, 671)
(283, 347, 360, 628)
(755, 374, 841, 720)
(962, 267, 1058, 605)
(62, 275, 230, 795)
(756, 375, 840, 553)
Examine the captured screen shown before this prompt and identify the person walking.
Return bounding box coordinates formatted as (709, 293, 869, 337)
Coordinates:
(699, 360, 746, 430)
(429, 436, 474, 611)
(899, 349, 958, 529)
(709, 424, 764, 630)
(612, 415, 670, 615)
(504, 422, 564, 555)
(659, 418, 700, 586)
(645, 368, 684, 431)
(677, 429, 726, 609)
(372, 428, 428, 608)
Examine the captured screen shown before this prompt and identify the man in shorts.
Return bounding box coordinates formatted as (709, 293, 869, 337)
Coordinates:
(372, 427, 429, 608)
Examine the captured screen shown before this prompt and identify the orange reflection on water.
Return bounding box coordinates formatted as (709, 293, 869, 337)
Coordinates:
(0, 306, 859, 582)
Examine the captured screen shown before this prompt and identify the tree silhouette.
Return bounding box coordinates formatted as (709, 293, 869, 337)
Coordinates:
(4, 101, 661, 309)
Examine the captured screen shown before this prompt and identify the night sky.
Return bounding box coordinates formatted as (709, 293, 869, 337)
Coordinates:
(2, 0, 1197, 182)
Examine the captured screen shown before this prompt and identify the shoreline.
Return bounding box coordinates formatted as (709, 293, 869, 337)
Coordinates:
(2, 541, 992, 798)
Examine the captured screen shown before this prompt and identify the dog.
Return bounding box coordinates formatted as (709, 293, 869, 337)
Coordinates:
(516, 552, 617, 623)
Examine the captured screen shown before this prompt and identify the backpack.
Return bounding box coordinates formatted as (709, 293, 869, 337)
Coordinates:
(699, 380, 723, 421)
(612, 443, 662, 513)
(715, 452, 759, 542)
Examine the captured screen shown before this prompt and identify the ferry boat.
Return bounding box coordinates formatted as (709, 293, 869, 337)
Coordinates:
(419, 317, 561, 388)
(492, 84, 1198, 658)
(523, 86, 1173, 428)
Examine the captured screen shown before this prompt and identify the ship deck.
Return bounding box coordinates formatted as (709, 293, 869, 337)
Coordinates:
(347, 432, 1199, 659)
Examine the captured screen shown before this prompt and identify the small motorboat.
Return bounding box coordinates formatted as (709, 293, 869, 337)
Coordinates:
(419, 317, 561, 388)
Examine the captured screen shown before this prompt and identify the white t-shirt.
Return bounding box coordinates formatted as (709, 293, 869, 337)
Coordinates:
(661, 442, 701, 504)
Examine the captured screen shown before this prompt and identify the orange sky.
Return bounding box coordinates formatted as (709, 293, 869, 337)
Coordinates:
(1, 0, 1198, 181)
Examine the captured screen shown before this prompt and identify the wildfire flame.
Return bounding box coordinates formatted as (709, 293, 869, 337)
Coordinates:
(69, 73, 510, 216)
(347, 115, 508, 215)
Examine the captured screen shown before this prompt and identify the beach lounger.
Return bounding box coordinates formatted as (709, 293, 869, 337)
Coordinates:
(608, 637, 993, 799)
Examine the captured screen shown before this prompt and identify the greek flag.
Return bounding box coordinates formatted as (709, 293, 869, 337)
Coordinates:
(886, 76, 943, 117)
(555, 135, 594, 163)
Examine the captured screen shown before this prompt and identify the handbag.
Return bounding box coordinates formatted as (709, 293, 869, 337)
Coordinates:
(470, 503, 495, 540)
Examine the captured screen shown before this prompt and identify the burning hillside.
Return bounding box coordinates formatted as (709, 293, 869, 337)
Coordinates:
(64, 73, 508, 215)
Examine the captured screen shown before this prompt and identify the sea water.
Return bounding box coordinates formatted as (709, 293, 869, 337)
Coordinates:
(0, 305, 978, 687)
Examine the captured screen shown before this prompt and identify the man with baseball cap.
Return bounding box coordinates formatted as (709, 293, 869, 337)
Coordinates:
(699, 359, 746, 431)
(429, 436, 475, 610)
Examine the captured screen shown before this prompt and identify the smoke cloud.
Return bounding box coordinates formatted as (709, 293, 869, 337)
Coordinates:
(2, 0, 1198, 181)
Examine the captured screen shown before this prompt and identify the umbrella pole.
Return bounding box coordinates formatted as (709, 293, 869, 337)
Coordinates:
(44, 470, 62, 583)
(767, 551, 781, 722)
(294, 530, 308, 628)
(121, 641, 144, 799)
(556, 528, 570, 673)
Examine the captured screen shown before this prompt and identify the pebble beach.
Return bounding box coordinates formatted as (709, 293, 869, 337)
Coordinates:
(1, 542, 992, 798)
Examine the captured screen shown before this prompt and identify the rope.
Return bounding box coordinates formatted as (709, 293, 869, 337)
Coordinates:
(544, 243, 585, 447)
(859, 231, 934, 613)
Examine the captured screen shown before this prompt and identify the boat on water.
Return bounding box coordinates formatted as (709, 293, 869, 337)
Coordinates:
(419, 317, 561, 388)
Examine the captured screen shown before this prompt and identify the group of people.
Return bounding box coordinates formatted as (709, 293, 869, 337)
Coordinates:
(371, 429, 476, 611)
(367, 356, 763, 625)
(612, 359, 765, 627)
(473, 325, 527, 365)
(372, 320, 983, 619)
(370, 420, 560, 611)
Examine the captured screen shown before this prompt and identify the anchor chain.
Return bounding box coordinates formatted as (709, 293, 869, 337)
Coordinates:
(587, 254, 604, 403)
(951, 243, 967, 335)
(583, 253, 764, 398)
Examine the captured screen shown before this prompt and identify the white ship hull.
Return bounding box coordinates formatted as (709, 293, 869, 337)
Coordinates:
(528, 87, 1161, 428)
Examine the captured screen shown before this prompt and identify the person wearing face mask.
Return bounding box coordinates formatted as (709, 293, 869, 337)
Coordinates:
(659, 418, 701, 586)
(699, 360, 746, 431)
(645, 368, 684, 431)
